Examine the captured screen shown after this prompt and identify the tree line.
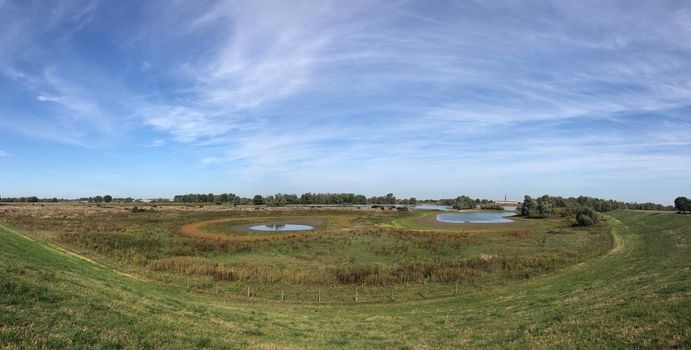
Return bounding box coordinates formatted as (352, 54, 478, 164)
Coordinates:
(517, 194, 677, 226)
(436, 196, 496, 210)
(0, 196, 47, 203)
(173, 193, 252, 205)
(173, 192, 422, 206)
(518, 194, 673, 217)
(0, 195, 162, 204)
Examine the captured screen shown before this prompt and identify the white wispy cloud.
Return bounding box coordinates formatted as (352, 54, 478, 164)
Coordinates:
(0, 150, 11, 157)
(147, 139, 166, 148)
(140, 0, 377, 142)
(1, 0, 690, 201)
(175, 1, 691, 193)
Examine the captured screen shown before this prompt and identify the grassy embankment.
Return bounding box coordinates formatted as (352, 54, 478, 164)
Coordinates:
(1, 210, 689, 348)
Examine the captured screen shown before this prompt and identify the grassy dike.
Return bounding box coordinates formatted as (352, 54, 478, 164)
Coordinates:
(1, 210, 689, 349)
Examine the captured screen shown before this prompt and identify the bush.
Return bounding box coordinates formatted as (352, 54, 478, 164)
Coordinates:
(575, 207, 599, 226)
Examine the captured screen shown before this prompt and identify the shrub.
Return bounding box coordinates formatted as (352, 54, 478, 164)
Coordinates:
(575, 206, 599, 226)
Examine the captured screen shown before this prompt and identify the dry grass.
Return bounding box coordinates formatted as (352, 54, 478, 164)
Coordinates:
(0, 203, 612, 303)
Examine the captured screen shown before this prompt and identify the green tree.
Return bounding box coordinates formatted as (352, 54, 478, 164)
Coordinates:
(252, 195, 264, 205)
(300, 192, 313, 204)
(452, 195, 475, 210)
(520, 195, 536, 216)
(353, 194, 367, 205)
(385, 193, 396, 204)
(103, 195, 112, 203)
(537, 195, 553, 217)
(675, 196, 690, 213)
(263, 194, 288, 207)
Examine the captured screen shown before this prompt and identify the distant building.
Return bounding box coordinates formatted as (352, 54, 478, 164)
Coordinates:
(495, 196, 519, 206)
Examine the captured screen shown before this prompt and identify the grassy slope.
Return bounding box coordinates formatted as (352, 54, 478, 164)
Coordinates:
(1, 210, 689, 349)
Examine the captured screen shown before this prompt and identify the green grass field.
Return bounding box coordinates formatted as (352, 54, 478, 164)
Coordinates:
(1, 209, 689, 348)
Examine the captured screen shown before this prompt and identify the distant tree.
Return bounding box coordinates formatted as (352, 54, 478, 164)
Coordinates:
(227, 193, 238, 205)
(94, 196, 104, 203)
(284, 194, 299, 205)
(675, 196, 690, 213)
(409, 197, 417, 205)
(300, 193, 313, 204)
(519, 195, 552, 217)
(480, 203, 504, 210)
(537, 195, 553, 217)
(519, 195, 536, 216)
(385, 193, 396, 204)
(253, 195, 264, 205)
(103, 195, 113, 203)
(263, 194, 288, 207)
(452, 195, 476, 210)
(273, 193, 287, 207)
(575, 206, 599, 226)
(353, 194, 367, 205)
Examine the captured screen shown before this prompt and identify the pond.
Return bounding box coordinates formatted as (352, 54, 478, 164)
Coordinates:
(249, 224, 315, 231)
(436, 212, 515, 223)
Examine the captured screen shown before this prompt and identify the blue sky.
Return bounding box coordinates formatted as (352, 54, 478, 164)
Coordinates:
(1, 0, 690, 203)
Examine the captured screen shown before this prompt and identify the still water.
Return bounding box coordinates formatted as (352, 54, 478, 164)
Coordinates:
(411, 205, 453, 211)
(436, 212, 515, 223)
(249, 224, 314, 231)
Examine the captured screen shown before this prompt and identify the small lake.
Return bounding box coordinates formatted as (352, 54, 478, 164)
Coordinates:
(436, 212, 515, 224)
(249, 224, 314, 231)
